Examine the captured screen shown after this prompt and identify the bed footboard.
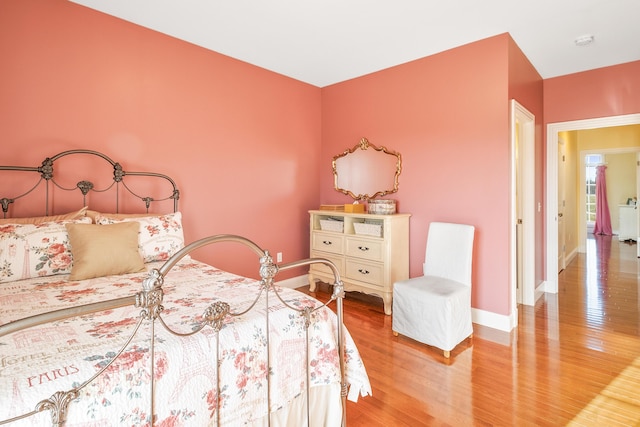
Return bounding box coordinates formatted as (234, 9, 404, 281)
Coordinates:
(0, 235, 359, 427)
(142, 234, 350, 426)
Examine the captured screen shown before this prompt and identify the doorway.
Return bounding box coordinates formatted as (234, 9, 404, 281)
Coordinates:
(558, 138, 566, 273)
(510, 100, 535, 327)
(577, 148, 640, 252)
(545, 113, 640, 293)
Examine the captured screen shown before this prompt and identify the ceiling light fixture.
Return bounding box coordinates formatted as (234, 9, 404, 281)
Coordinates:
(574, 34, 595, 47)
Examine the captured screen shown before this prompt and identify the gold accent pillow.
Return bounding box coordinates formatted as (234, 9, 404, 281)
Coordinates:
(66, 222, 146, 281)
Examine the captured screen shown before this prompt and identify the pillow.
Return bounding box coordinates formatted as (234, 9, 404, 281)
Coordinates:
(96, 212, 184, 263)
(66, 222, 146, 281)
(0, 217, 92, 283)
(85, 210, 160, 224)
(0, 207, 88, 225)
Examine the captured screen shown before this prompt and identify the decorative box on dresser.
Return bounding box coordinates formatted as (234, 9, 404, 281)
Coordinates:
(308, 210, 410, 315)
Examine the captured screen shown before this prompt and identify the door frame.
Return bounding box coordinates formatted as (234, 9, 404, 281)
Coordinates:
(510, 100, 536, 323)
(557, 138, 567, 272)
(545, 113, 640, 293)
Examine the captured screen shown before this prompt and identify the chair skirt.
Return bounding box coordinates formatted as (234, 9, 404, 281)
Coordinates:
(392, 275, 472, 352)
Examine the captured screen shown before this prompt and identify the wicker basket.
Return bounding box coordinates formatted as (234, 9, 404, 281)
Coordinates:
(319, 219, 344, 232)
(353, 222, 382, 237)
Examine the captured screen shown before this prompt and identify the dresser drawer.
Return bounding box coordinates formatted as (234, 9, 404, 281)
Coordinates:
(309, 252, 344, 278)
(345, 237, 384, 261)
(345, 259, 384, 287)
(311, 232, 344, 255)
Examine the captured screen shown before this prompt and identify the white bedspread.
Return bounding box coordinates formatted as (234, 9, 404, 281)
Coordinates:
(0, 258, 371, 426)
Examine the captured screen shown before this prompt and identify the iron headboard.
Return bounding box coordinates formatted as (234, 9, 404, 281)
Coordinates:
(0, 149, 179, 218)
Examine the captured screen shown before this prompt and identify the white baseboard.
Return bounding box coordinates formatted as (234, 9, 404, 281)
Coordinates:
(472, 307, 515, 332)
(275, 275, 309, 289)
(281, 274, 516, 333)
(565, 247, 578, 265)
(539, 279, 554, 293)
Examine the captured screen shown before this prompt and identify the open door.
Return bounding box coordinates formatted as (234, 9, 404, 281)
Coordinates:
(558, 139, 566, 272)
(510, 100, 535, 319)
(637, 152, 640, 258)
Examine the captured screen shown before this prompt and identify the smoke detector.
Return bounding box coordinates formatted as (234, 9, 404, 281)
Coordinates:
(574, 34, 595, 47)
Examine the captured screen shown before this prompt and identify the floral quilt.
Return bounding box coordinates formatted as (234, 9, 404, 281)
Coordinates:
(0, 258, 371, 426)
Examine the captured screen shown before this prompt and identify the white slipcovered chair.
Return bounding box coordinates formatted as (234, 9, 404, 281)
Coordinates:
(392, 222, 475, 358)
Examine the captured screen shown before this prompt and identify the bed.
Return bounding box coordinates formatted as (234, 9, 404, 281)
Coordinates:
(0, 150, 371, 426)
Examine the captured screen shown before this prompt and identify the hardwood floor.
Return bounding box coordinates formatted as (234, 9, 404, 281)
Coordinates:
(301, 235, 640, 426)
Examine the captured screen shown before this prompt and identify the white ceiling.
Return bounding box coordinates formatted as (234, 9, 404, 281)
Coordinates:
(70, 0, 640, 88)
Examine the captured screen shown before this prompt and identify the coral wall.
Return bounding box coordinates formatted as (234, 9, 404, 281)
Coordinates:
(321, 34, 514, 316)
(544, 61, 640, 124)
(0, 0, 322, 279)
(5, 1, 637, 323)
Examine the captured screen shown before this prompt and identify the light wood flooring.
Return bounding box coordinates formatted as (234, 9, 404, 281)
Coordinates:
(301, 234, 640, 426)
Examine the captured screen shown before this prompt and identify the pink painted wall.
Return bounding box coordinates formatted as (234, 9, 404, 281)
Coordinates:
(321, 34, 520, 316)
(544, 61, 640, 123)
(8, 0, 634, 320)
(0, 0, 322, 280)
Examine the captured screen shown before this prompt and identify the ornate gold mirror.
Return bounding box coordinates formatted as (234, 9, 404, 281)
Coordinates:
(333, 137, 402, 201)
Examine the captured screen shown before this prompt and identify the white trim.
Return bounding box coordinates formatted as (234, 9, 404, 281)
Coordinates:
(472, 307, 515, 332)
(539, 279, 550, 292)
(276, 275, 309, 289)
(534, 282, 546, 303)
(510, 100, 536, 318)
(288, 274, 517, 332)
(546, 113, 640, 293)
(565, 247, 578, 266)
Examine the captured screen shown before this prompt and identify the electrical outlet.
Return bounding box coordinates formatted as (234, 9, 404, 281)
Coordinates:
(276, 252, 282, 263)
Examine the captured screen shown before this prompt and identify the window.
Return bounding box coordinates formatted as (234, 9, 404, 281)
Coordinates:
(585, 154, 603, 224)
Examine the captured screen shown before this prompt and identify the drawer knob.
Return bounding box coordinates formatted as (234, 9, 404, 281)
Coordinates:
(358, 246, 369, 251)
(322, 240, 333, 245)
(358, 269, 370, 275)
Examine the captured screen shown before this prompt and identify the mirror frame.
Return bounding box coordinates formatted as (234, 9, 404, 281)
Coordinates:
(332, 137, 402, 201)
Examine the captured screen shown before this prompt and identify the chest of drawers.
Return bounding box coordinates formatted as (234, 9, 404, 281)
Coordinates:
(618, 205, 638, 241)
(308, 210, 410, 315)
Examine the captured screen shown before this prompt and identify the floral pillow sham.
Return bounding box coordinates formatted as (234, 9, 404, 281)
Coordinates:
(96, 212, 184, 263)
(0, 217, 92, 283)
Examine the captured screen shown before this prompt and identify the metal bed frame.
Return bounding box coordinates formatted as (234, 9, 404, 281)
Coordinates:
(0, 149, 179, 217)
(0, 150, 348, 426)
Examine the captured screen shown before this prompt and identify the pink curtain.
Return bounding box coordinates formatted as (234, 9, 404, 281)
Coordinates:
(593, 165, 613, 235)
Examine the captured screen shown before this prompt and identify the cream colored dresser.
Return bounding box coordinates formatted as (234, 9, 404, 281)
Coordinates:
(308, 210, 410, 315)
